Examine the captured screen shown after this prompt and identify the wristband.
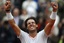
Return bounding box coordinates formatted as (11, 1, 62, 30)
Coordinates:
(6, 12, 14, 20)
(50, 12, 57, 20)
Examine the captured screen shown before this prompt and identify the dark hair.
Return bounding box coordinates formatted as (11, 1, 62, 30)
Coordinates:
(25, 17, 37, 27)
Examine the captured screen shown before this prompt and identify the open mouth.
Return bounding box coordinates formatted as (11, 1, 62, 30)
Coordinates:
(30, 26, 34, 28)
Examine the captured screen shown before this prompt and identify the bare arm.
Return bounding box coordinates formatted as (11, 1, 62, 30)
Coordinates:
(4, 1, 20, 36)
(44, 2, 58, 35)
(8, 19, 20, 36)
(44, 19, 55, 35)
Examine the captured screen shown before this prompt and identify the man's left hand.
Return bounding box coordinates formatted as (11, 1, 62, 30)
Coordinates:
(51, 2, 58, 12)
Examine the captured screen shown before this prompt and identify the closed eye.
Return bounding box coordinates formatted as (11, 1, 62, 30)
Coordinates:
(27, 22, 35, 25)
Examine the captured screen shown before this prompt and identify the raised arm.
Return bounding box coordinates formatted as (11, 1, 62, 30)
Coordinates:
(4, 1, 20, 36)
(44, 2, 58, 35)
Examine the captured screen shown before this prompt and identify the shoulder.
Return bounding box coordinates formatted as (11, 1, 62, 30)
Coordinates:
(37, 30, 48, 37)
(38, 30, 45, 35)
(17, 30, 29, 38)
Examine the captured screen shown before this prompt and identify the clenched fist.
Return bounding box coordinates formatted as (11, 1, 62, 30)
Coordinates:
(4, 1, 11, 12)
(51, 2, 58, 12)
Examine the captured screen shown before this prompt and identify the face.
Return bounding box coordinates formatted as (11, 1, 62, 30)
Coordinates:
(22, 10, 27, 15)
(27, 19, 38, 31)
(13, 8, 19, 17)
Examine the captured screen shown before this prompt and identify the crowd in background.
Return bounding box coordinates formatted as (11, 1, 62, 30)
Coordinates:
(0, 0, 64, 43)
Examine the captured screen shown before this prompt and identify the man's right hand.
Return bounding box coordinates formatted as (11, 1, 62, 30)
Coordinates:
(4, 1, 21, 36)
(4, 1, 11, 12)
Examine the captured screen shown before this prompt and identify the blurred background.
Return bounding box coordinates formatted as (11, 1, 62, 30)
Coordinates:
(0, 0, 64, 43)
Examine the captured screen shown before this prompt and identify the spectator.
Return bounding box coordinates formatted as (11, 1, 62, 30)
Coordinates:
(0, 19, 15, 43)
(14, 0, 24, 9)
(26, 6, 37, 17)
(12, 8, 24, 29)
(20, 9, 29, 21)
(22, 0, 38, 10)
(37, 17, 46, 32)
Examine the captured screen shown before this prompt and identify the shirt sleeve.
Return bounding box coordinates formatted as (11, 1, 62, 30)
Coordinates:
(38, 30, 48, 38)
(17, 30, 28, 40)
(37, 30, 48, 43)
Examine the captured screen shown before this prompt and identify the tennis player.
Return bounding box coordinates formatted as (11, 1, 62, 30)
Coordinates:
(4, 1, 58, 43)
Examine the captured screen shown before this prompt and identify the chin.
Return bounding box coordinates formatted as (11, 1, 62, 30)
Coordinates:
(28, 27, 36, 31)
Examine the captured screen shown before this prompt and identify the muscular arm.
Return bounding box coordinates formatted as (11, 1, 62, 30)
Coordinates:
(44, 19, 55, 35)
(7, 13, 20, 36)
(44, 2, 58, 35)
(44, 12, 57, 35)
(4, 1, 21, 36)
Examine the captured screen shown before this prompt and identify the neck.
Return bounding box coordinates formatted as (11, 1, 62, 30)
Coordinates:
(29, 30, 37, 38)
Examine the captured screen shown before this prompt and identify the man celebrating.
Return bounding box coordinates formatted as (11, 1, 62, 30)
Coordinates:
(4, 1, 58, 43)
